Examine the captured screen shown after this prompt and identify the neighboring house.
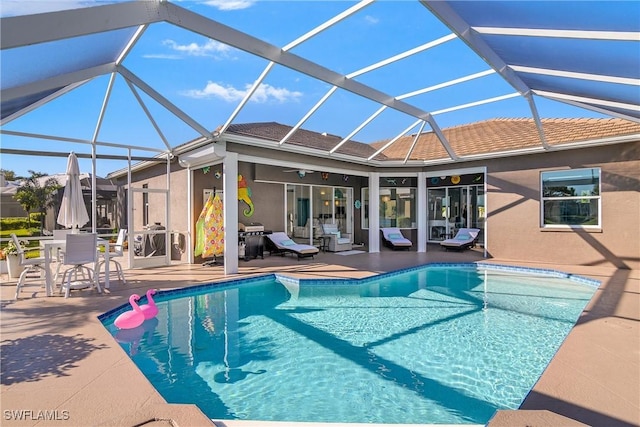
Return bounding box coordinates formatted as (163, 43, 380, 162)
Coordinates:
(0, 175, 27, 218)
(0, 172, 118, 232)
(108, 118, 640, 270)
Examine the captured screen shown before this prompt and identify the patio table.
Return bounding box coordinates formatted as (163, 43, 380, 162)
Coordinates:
(42, 238, 110, 297)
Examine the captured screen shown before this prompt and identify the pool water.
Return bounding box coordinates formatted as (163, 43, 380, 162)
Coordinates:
(100, 264, 598, 425)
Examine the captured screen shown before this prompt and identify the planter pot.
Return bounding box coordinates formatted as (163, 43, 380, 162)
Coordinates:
(0, 260, 7, 275)
(7, 255, 24, 279)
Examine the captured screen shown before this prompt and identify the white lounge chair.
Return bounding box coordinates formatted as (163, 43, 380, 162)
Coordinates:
(380, 228, 412, 250)
(440, 228, 481, 251)
(266, 232, 319, 259)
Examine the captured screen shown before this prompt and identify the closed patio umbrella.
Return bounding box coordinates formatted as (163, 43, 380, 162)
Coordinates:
(56, 152, 90, 231)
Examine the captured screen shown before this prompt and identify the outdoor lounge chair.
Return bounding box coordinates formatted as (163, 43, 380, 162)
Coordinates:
(440, 228, 481, 251)
(265, 232, 319, 259)
(380, 228, 412, 250)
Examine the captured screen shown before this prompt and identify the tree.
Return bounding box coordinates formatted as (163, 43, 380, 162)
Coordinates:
(1, 169, 17, 181)
(14, 171, 61, 232)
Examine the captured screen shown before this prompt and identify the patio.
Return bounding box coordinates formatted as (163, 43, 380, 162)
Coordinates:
(1, 247, 638, 427)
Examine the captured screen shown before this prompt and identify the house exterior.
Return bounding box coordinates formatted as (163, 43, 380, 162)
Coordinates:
(0, 173, 118, 233)
(109, 118, 640, 271)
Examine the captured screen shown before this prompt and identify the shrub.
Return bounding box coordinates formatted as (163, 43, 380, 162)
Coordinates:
(0, 217, 31, 231)
(0, 217, 44, 233)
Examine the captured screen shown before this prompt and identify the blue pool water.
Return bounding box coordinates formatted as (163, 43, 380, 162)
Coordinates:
(100, 264, 598, 425)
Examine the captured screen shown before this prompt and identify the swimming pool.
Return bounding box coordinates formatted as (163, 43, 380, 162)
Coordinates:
(100, 263, 599, 425)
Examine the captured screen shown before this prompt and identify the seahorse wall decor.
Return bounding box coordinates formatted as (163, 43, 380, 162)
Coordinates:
(238, 174, 254, 217)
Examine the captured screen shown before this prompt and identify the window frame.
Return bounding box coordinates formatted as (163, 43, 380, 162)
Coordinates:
(540, 167, 601, 229)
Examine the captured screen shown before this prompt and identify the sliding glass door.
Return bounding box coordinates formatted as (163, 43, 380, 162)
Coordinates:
(286, 184, 353, 244)
(427, 173, 485, 245)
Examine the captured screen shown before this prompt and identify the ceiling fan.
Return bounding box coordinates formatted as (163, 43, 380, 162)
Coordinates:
(283, 169, 315, 177)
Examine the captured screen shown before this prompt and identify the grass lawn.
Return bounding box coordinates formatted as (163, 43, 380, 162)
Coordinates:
(1, 228, 44, 257)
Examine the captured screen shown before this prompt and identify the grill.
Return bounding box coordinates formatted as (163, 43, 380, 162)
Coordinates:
(239, 223, 267, 260)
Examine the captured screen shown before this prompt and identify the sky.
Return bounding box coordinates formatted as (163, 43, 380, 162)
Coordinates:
(0, 0, 622, 179)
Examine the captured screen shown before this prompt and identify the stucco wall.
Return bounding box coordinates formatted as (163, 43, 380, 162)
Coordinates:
(483, 142, 639, 269)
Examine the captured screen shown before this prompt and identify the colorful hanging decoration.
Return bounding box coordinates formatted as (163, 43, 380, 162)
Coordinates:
(195, 193, 224, 258)
(451, 175, 461, 184)
(238, 174, 254, 217)
(214, 170, 221, 179)
(321, 172, 329, 180)
(343, 174, 349, 182)
(202, 166, 210, 174)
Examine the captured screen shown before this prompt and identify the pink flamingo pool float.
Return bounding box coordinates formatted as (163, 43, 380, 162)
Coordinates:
(114, 294, 144, 330)
(140, 288, 158, 320)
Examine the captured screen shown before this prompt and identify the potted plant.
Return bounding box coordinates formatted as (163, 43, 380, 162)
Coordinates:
(3, 239, 25, 279)
(0, 248, 7, 275)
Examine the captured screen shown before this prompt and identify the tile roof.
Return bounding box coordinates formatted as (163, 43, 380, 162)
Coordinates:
(372, 118, 640, 161)
(217, 118, 640, 164)
(225, 122, 383, 159)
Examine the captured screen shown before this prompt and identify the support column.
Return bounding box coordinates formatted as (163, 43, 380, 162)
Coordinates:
(368, 172, 380, 253)
(223, 152, 239, 274)
(417, 172, 427, 252)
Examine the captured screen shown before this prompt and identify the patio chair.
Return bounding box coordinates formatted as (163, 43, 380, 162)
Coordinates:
(440, 228, 481, 251)
(321, 223, 352, 252)
(57, 233, 101, 298)
(265, 232, 319, 259)
(380, 228, 412, 250)
(97, 228, 126, 285)
(11, 234, 47, 299)
(52, 229, 73, 261)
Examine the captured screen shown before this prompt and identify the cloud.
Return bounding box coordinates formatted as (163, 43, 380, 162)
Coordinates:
(364, 15, 379, 25)
(182, 82, 303, 103)
(142, 54, 183, 60)
(203, 0, 256, 11)
(0, 0, 256, 18)
(162, 39, 232, 58)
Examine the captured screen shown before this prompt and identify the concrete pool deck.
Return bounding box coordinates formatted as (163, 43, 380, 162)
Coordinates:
(1, 247, 638, 427)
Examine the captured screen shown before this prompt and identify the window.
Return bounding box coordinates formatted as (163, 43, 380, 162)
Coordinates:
(362, 187, 417, 229)
(541, 168, 600, 228)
